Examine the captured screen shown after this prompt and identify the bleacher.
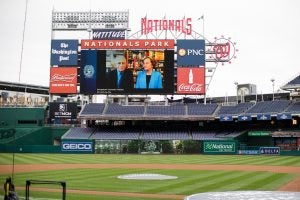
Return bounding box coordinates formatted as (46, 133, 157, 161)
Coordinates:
(78, 99, 300, 121)
(246, 100, 292, 114)
(146, 104, 185, 116)
(187, 103, 218, 115)
(91, 127, 140, 140)
(105, 104, 145, 115)
(218, 102, 254, 115)
(62, 127, 94, 139)
(80, 103, 105, 115)
(142, 128, 189, 140)
(285, 101, 300, 113)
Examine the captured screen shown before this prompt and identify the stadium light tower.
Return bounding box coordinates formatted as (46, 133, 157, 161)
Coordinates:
(234, 82, 238, 104)
(271, 78, 275, 101)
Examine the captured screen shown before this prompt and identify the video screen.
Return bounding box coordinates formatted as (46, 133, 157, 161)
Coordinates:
(80, 50, 174, 94)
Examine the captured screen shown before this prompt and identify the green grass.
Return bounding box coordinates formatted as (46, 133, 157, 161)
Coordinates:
(0, 154, 299, 199)
(1, 153, 300, 166)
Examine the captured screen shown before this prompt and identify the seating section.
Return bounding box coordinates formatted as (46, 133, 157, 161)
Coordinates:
(147, 104, 185, 115)
(62, 127, 94, 139)
(78, 100, 299, 118)
(246, 100, 292, 114)
(91, 127, 140, 140)
(218, 102, 254, 115)
(142, 128, 189, 140)
(286, 101, 300, 113)
(187, 103, 218, 115)
(62, 127, 245, 140)
(106, 104, 144, 115)
(80, 103, 105, 115)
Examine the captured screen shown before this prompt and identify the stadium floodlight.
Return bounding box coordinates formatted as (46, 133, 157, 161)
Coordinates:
(234, 82, 238, 104)
(271, 78, 275, 101)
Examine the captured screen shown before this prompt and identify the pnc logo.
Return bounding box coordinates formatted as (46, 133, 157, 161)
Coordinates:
(178, 48, 204, 57)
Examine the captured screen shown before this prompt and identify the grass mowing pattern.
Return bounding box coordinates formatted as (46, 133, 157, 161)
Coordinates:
(0, 168, 296, 196)
(1, 154, 300, 166)
(0, 154, 299, 200)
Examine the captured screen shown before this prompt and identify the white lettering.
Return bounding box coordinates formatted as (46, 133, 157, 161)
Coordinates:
(178, 83, 203, 92)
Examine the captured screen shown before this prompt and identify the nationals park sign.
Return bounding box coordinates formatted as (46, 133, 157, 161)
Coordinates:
(203, 141, 236, 154)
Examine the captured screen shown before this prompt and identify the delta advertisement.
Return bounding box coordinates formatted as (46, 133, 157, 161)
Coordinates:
(80, 49, 174, 94)
(49, 67, 77, 94)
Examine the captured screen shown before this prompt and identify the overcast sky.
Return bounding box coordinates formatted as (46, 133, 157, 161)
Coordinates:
(0, 0, 299, 98)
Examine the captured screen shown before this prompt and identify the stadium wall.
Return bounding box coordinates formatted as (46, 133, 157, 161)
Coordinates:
(0, 107, 44, 127)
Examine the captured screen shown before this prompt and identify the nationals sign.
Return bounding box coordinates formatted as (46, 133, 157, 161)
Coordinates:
(177, 68, 205, 94)
(81, 39, 174, 49)
(49, 67, 77, 94)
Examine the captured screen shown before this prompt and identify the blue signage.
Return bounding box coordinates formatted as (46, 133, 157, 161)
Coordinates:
(259, 147, 280, 155)
(92, 29, 126, 40)
(276, 113, 292, 120)
(51, 40, 78, 66)
(61, 141, 93, 152)
(80, 50, 97, 94)
(177, 40, 205, 66)
(238, 115, 252, 121)
(257, 114, 271, 121)
(219, 115, 233, 122)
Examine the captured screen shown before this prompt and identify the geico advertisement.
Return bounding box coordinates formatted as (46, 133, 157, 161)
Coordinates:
(62, 141, 93, 151)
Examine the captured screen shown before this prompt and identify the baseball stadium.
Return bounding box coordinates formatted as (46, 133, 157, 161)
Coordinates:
(1, 9, 300, 200)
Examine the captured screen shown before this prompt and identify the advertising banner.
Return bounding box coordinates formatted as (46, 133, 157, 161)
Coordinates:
(219, 115, 233, 122)
(49, 67, 77, 94)
(50, 40, 78, 66)
(49, 102, 77, 119)
(81, 39, 174, 49)
(80, 50, 97, 94)
(248, 131, 271, 136)
(259, 147, 280, 155)
(92, 29, 126, 40)
(276, 113, 292, 120)
(257, 114, 271, 121)
(203, 141, 236, 153)
(61, 141, 93, 152)
(177, 68, 205, 94)
(177, 39, 205, 66)
(238, 115, 252, 121)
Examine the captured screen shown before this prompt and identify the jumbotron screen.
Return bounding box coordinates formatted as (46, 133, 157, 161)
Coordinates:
(80, 50, 174, 94)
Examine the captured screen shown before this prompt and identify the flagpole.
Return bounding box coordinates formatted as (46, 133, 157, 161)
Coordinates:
(202, 15, 205, 40)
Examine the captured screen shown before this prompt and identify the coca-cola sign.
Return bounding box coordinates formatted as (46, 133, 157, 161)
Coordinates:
(50, 67, 77, 94)
(177, 68, 205, 94)
(178, 83, 203, 92)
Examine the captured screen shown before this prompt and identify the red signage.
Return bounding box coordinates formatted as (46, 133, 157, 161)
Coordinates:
(177, 68, 205, 94)
(141, 17, 192, 35)
(81, 39, 174, 49)
(50, 67, 77, 94)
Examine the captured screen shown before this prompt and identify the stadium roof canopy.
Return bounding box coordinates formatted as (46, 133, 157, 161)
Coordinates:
(0, 81, 49, 95)
(281, 74, 300, 90)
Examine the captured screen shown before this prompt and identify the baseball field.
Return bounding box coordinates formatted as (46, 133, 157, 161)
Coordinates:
(0, 154, 300, 199)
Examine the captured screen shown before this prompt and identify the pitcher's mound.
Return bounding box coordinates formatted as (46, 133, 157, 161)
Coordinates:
(118, 173, 177, 180)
